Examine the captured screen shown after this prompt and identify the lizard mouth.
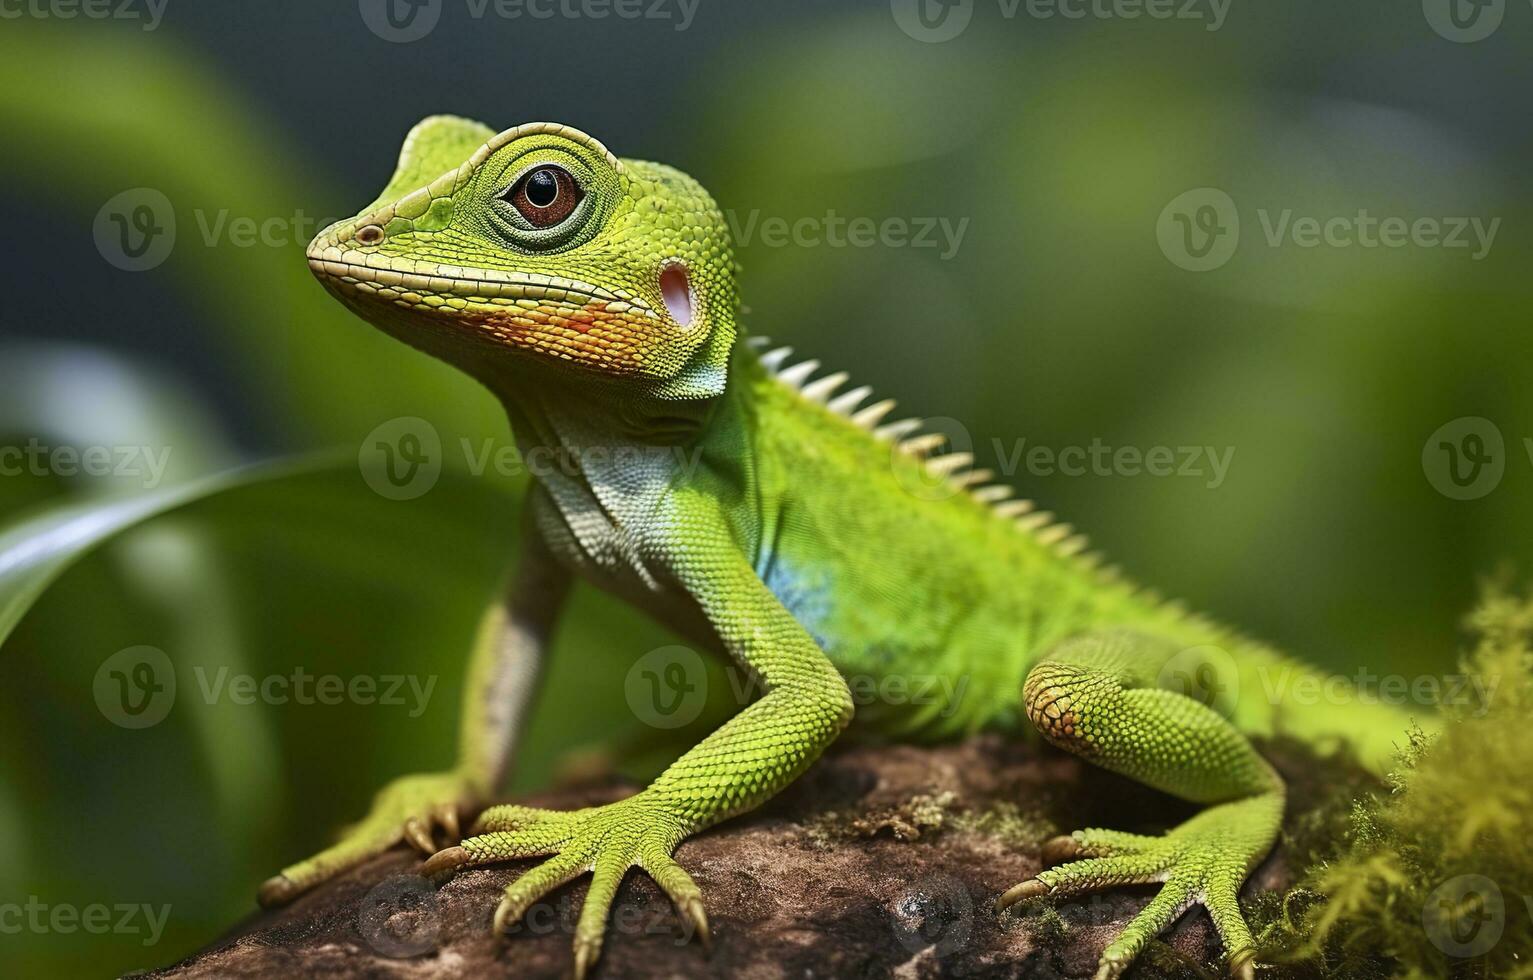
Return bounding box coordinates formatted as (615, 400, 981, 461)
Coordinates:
(307, 246, 682, 376)
(306, 251, 657, 319)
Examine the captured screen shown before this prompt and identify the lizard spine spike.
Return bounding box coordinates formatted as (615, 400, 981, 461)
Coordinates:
(852, 399, 897, 429)
(900, 433, 947, 457)
(827, 385, 873, 415)
(760, 346, 794, 370)
(800, 371, 850, 403)
(776, 359, 820, 389)
(993, 499, 1035, 518)
(925, 453, 974, 477)
(874, 418, 923, 442)
(1055, 535, 1090, 557)
(1035, 523, 1074, 547)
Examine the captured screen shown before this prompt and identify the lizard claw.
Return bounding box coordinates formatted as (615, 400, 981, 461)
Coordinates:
(404, 817, 437, 855)
(684, 896, 712, 951)
(421, 844, 471, 878)
(492, 894, 520, 936)
(406, 801, 466, 854)
(994, 878, 1047, 912)
(436, 802, 460, 843)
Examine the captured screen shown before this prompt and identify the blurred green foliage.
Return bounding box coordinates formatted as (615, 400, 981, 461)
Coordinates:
(1, 6, 1529, 977)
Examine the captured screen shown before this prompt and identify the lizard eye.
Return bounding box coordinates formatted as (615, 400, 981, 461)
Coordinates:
(504, 165, 582, 228)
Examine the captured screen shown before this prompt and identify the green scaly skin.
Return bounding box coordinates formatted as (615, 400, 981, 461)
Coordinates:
(259, 116, 1421, 979)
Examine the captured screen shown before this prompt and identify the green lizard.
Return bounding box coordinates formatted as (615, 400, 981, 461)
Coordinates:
(262, 116, 1418, 979)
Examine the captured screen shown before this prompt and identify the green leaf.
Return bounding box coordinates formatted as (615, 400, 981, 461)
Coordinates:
(0, 456, 329, 649)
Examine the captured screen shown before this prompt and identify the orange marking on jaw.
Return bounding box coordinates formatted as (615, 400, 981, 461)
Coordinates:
(324, 268, 669, 376)
(454, 300, 662, 373)
(566, 309, 599, 332)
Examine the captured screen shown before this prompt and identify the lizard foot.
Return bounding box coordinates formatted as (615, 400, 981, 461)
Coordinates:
(996, 793, 1281, 980)
(258, 770, 477, 906)
(423, 792, 709, 979)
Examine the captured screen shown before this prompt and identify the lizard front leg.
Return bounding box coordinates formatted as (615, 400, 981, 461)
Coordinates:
(258, 522, 570, 906)
(1001, 631, 1285, 980)
(424, 537, 855, 978)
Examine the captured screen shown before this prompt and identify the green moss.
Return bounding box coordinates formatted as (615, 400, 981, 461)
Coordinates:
(952, 799, 1056, 849)
(1259, 581, 1533, 978)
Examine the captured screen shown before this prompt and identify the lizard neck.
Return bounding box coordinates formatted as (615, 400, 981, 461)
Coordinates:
(485, 360, 718, 468)
(483, 361, 736, 575)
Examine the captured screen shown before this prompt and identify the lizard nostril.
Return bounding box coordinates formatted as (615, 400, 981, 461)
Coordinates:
(355, 224, 385, 246)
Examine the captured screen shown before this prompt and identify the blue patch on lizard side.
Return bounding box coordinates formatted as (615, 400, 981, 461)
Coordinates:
(762, 555, 835, 652)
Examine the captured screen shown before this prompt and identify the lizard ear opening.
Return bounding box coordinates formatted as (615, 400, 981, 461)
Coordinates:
(652, 264, 734, 401)
(661, 263, 693, 329)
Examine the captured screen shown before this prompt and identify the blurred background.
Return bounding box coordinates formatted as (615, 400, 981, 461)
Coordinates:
(1, 0, 1529, 974)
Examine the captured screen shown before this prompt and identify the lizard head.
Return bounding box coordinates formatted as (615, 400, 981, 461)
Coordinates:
(308, 117, 739, 400)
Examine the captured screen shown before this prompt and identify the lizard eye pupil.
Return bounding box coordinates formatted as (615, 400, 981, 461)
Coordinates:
(505, 165, 582, 228)
(525, 170, 559, 207)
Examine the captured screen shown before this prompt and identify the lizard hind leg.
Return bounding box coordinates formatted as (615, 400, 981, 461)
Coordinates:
(1003, 632, 1285, 980)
